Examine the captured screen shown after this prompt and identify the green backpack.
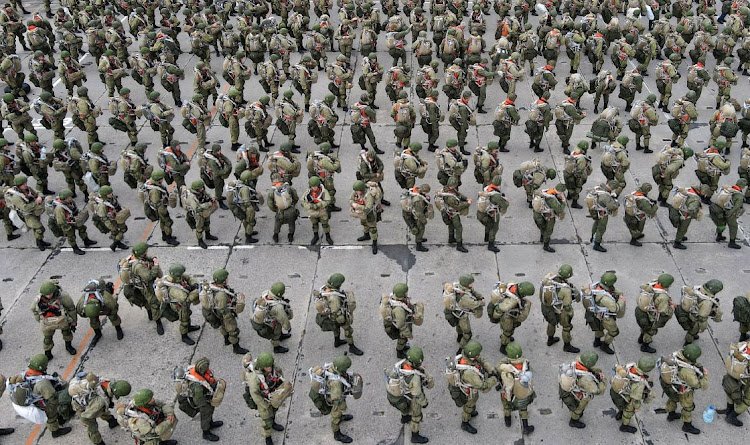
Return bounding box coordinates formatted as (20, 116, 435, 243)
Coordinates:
(732, 295, 750, 325)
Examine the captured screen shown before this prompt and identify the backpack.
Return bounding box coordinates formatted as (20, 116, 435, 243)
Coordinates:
(679, 285, 717, 315)
(385, 360, 427, 398)
(394, 102, 411, 124)
(732, 295, 750, 325)
(467, 35, 482, 53)
(725, 343, 750, 380)
(6, 375, 46, 407)
(710, 185, 739, 210)
(601, 144, 622, 169)
(26, 27, 46, 47)
(630, 100, 646, 121)
(271, 183, 293, 210)
(246, 34, 262, 52)
(117, 255, 137, 285)
(584, 187, 609, 212)
(545, 31, 560, 50)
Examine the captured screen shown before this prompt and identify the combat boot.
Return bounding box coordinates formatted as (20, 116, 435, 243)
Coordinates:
(205, 232, 218, 241)
(637, 333, 644, 344)
(728, 240, 741, 249)
(630, 238, 642, 246)
(91, 329, 103, 346)
(218, 199, 228, 210)
(272, 422, 284, 430)
(372, 240, 378, 254)
(568, 419, 585, 428)
(488, 242, 499, 252)
(740, 333, 749, 342)
(310, 232, 319, 245)
(640, 343, 656, 353)
(600, 342, 615, 355)
(522, 419, 534, 434)
(416, 242, 428, 252)
(245, 234, 258, 244)
(7, 233, 20, 241)
(325, 233, 334, 245)
(543, 243, 555, 252)
(666, 411, 680, 421)
(592, 242, 607, 252)
(334, 337, 347, 347)
(563, 343, 580, 353)
(349, 344, 363, 356)
(357, 233, 371, 241)
(199, 238, 208, 249)
(115, 326, 124, 340)
(83, 238, 97, 247)
(156, 320, 165, 335)
(401, 415, 411, 424)
(108, 417, 119, 428)
(181, 334, 196, 345)
(165, 236, 180, 246)
(571, 200, 582, 209)
(726, 404, 744, 426)
(619, 424, 637, 433)
(334, 431, 353, 443)
(682, 422, 700, 434)
(456, 243, 468, 253)
(460, 421, 477, 434)
(65, 341, 77, 355)
(72, 245, 85, 255)
(116, 241, 128, 250)
(233, 344, 249, 354)
(504, 415, 511, 427)
(266, 437, 274, 445)
(51, 427, 72, 438)
(45, 350, 53, 359)
(273, 345, 289, 353)
(203, 431, 220, 441)
(411, 432, 429, 443)
(109, 241, 119, 251)
(397, 349, 407, 359)
(547, 336, 560, 346)
(37, 239, 48, 251)
(672, 241, 687, 250)
(593, 337, 602, 347)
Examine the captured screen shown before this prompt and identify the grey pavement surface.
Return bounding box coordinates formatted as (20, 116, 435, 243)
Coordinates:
(1, 1, 750, 444)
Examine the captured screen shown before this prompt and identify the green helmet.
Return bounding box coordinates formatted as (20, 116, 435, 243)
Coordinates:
(324, 94, 335, 104)
(446, 139, 458, 148)
(40, 281, 58, 295)
(191, 180, 205, 191)
(0, 138, 7, 148)
(90, 142, 103, 153)
(260, 95, 270, 105)
(99, 185, 113, 196)
(487, 141, 499, 150)
(463, 340, 482, 358)
(133, 389, 154, 407)
(360, 93, 370, 103)
(637, 356, 656, 373)
(132, 242, 149, 257)
(13, 175, 27, 186)
(213, 269, 229, 283)
(333, 355, 352, 372)
(240, 171, 254, 183)
(271, 282, 286, 296)
(601, 272, 617, 287)
(24, 133, 37, 143)
(280, 142, 293, 153)
(149, 91, 161, 100)
(703, 279, 723, 294)
(685, 91, 697, 102)
(657, 274, 674, 288)
(639, 182, 653, 194)
(409, 142, 422, 152)
(517, 282, 535, 296)
(2, 93, 14, 103)
(111, 380, 132, 398)
(195, 357, 210, 374)
(558, 264, 573, 279)
(78, 87, 88, 96)
(319, 142, 332, 153)
(61, 51, 70, 58)
(169, 263, 185, 277)
(392, 283, 408, 298)
(58, 188, 73, 199)
(353, 180, 366, 192)
(606, 180, 619, 191)
(459, 274, 474, 287)
(28, 354, 49, 372)
(151, 170, 165, 181)
(577, 140, 589, 151)
(39, 91, 52, 101)
(736, 178, 748, 188)
(714, 138, 727, 149)
(53, 139, 66, 150)
(256, 352, 274, 368)
(192, 93, 203, 102)
(490, 175, 501, 186)
(646, 94, 657, 104)
(309, 176, 321, 187)
(724, 57, 735, 65)
(555, 183, 567, 192)
(546, 168, 557, 179)
(681, 146, 694, 159)
(617, 135, 629, 146)
(283, 90, 294, 99)
(84, 300, 101, 318)
(407, 346, 424, 365)
(682, 344, 701, 362)
(505, 342, 522, 359)
(398, 90, 408, 100)
(327, 273, 345, 288)
(579, 350, 599, 368)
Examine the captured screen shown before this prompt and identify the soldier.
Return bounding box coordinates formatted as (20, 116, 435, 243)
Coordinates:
(381, 283, 424, 359)
(436, 139, 466, 186)
(118, 242, 162, 331)
(540, 264, 581, 352)
(1, 93, 36, 142)
(327, 55, 353, 110)
(443, 275, 484, 352)
(450, 91, 475, 154)
(156, 263, 200, 345)
(251, 281, 293, 353)
(612, 36, 636, 79)
(86, 142, 114, 189)
(487, 281, 534, 354)
(226, 170, 263, 244)
(669, 92, 699, 147)
(420, 89, 442, 151)
(51, 188, 94, 255)
(468, 58, 494, 113)
(6, 175, 49, 250)
(722, 341, 750, 426)
(653, 145, 691, 207)
(147, 92, 175, 147)
(623, 182, 658, 246)
(443, 58, 465, 100)
(277, 90, 303, 149)
(92, 185, 130, 251)
(695, 142, 731, 195)
(668, 185, 709, 250)
(111, 88, 139, 147)
(121, 142, 152, 189)
(350, 180, 381, 254)
(385, 346, 433, 443)
(161, 64, 184, 107)
(525, 91, 552, 153)
(709, 178, 747, 249)
(687, 61, 711, 102)
(401, 183, 432, 252)
(591, 71, 617, 115)
(493, 94, 520, 153)
(659, 345, 709, 434)
(655, 56, 680, 112)
(291, 55, 317, 111)
(218, 89, 243, 151)
(385, 65, 410, 103)
(436, 177, 471, 252)
(98, 50, 127, 98)
(13, 354, 73, 437)
(309, 355, 359, 443)
(182, 180, 219, 248)
(555, 96, 585, 154)
(714, 57, 738, 109)
(610, 356, 656, 433)
(532, 64, 557, 99)
(583, 272, 626, 355)
(16, 134, 51, 195)
(174, 357, 226, 442)
(244, 352, 290, 445)
(132, 47, 158, 96)
(394, 143, 428, 189)
(618, 68, 643, 112)
(28, 52, 55, 94)
(57, 51, 85, 96)
(741, 148, 750, 203)
(446, 340, 498, 434)
(76, 278, 122, 346)
(635, 274, 675, 353)
(476, 176, 509, 252)
(709, 107, 740, 153)
(562, 141, 591, 208)
(301, 176, 332, 245)
(313, 273, 363, 355)
(559, 351, 606, 428)
(200, 268, 248, 354)
(350, 94, 379, 153)
(676, 278, 725, 346)
(70, 88, 101, 146)
(600, 136, 630, 196)
(497, 343, 536, 434)
(267, 175, 299, 243)
(32, 280, 77, 358)
(200, 144, 231, 209)
(532, 183, 566, 253)
(586, 181, 620, 252)
(117, 389, 177, 444)
(390, 91, 415, 151)
(67, 372, 130, 445)
(307, 142, 341, 212)
(142, 169, 178, 246)
(473, 142, 503, 187)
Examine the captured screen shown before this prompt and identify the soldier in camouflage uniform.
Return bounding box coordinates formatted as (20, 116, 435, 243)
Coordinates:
(623, 182, 658, 246)
(559, 351, 606, 429)
(540, 264, 581, 353)
(583, 272, 626, 355)
(709, 178, 747, 249)
(436, 177, 471, 253)
(401, 183, 431, 252)
(563, 141, 592, 209)
(444, 275, 485, 352)
(610, 356, 655, 434)
(386, 346, 433, 443)
(555, 96, 585, 154)
(77, 278, 123, 345)
(634, 274, 675, 353)
(476, 175, 509, 252)
(630, 95, 659, 153)
(532, 183, 567, 253)
(587, 181, 620, 252)
(50, 188, 95, 255)
(142, 170, 179, 246)
(32, 280, 77, 358)
(448, 340, 498, 435)
(660, 344, 709, 434)
(301, 176, 332, 246)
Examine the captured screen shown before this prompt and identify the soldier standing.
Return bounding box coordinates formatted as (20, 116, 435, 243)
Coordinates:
(76, 279, 122, 345)
(117, 389, 177, 444)
(313, 273, 363, 355)
(148, 92, 175, 147)
(493, 94, 520, 153)
(709, 178, 747, 249)
(436, 177, 471, 253)
(228, 171, 264, 244)
(14, 355, 72, 437)
(497, 343, 536, 434)
(714, 57, 738, 109)
(487, 281, 534, 354)
(532, 183, 567, 253)
(623, 183, 658, 246)
(420, 90, 442, 151)
(586, 181, 620, 252)
(158, 263, 200, 345)
(610, 357, 655, 433)
(50, 189, 94, 255)
(385, 347, 433, 443)
(476, 176, 509, 252)
(6, 175, 48, 250)
(200, 144, 231, 209)
(659, 345, 708, 434)
(350, 94, 379, 153)
(668, 185, 709, 250)
(391, 91, 416, 151)
(92, 186, 129, 251)
(142, 170, 179, 245)
(436, 139, 466, 187)
(1, 94, 36, 142)
(559, 351, 606, 428)
(307, 143, 341, 212)
(555, 96, 585, 154)
(653, 145, 691, 207)
(69, 373, 131, 444)
(201, 269, 249, 354)
(17, 134, 51, 195)
(524, 92, 552, 153)
(582, 272, 626, 355)
(32, 280, 77, 358)
(449, 91, 475, 154)
(267, 176, 299, 243)
(251, 282, 293, 353)
(182, 180, 219, 248)
(57, 51, 86, 96)
(112, 88, 139, 147)
(540, 264, 581, 352)
(721, 341, 750, 426)
(443, 275, 484, 352)
(563, 141, 592, 209)
(175, 357, 226, 442)
(301, 176, 332, 246)
(618, 68, 643, 112)
(309, 355, 359, 443)
(446, 340, 498, 434)
(244, 352, 290, 445)
(401, 183, 432, 252)
(635, 274, 675, 353)
(655, 56, 680, 112)
(349, 180, 381, 254)
(675, 279, 724, 345)
(669, 93, 699, 147)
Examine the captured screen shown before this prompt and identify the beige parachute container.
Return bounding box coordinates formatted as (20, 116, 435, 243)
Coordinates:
(467, 35, 482, 54)
(412, 301, 425, 325)
(557, 361, 578, 392)
(710, 185, 739, 211)
(636, 283, 656, 311)
(725, 343, 750, 380)
(601, 144, 621, 168)
(442, 282, 456, 310)
(741, 147, 750, 170)
(554, 102, 566, 120)
(379, 294, 392, 321)
(494, 103, 507, 121)
(198, 280, 214, 310)
(251, 294, 269, 324)
(679, 285, 700, 313)
(118, 256, 135, 285)
(601, 107, 618, 123)
(630, 100, 646, 120)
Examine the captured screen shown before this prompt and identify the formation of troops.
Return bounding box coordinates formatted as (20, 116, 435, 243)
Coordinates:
(1, 0, 750, 442)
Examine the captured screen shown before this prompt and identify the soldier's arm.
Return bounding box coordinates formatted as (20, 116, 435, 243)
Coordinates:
(271, 304, 292, 331)
(190, 383, 208, 406)
(329, 380, 344, 404)
(62, 293, 77, 324)
(393, 307, 412, 337)
(249, 376, 271, 409)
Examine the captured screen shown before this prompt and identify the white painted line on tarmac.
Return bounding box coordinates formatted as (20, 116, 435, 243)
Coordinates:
(186, 245, 230, 250)
(234, 245, 255, 249)
(323, 246, 363, 250)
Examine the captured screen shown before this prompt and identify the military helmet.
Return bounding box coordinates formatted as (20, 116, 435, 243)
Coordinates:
(39, 91, 52, 101)
(724, 57, 735, 65)
(324, 94, 335, 104)
(13, 175, 27, 186)
(61, 51, 70, 58)
(639, 182, 652, 194)
(191, 179, 205, 191)
(333, 355, 352, 372)
(646, 94, 657, 104)
(657, 274, 674, 288)
(606, 180, 619, 191)
(195, 357, 210, 374)
(637, 356, 656, 373)
(111, 380, 132, 398)
(28, 354, 49, 372)
(546, 168, 557, 179)
(309, 176, 321, 187)
(505, 342, 522, 359)
(685, 91, 697, 102)
(359, 93, 370, 103)
(319, 142, 332, 153)
(192, 93, 203, 102)
(84, 300, 101, 318)
(238, 170, 253, 183)
(463, 340, 482, 358)
(683, 344, 701, 362)
(148, 91, 161, 100)
(120, 87, 131, 95)
(579, 350, 599, 368)
(99, 185, 113, 196)
(2, 93, 14, 103)
(487, 141, 499, 150)
(407, 346, 424, 365)
(280, 88, 292, 98)
(446, 177, 460, 188)
(104, 49, 115, 56)
(133, 389, 154, 407)
(58, 188, 73, 199)
(681, 146, 694, 158)
(302, 55, 312, 62)
(280, 142, 293, 153)
(271, 282, 286, 297)
(714, 138, 727, 149)
(669, 53, 681, 63)
(737, 178, 749, 188)
(601, 272, 617, 287)
(336, 54, 347, 62)
(558, 264, 573, 278)
(617, 135, 629, 146)
(90, 142, 103, 153)
(420, 184, 431, 193)
(577, 140, 589, 151)
(398, 90, 408, 100)
(392, 283, 408, 298)
(211, 269, 228, 284)
(24, 133, 37, 143)
(554, 183, 567, 192)
(151, 170, 165, 181)
(703, 279, 723, 294)
(352, 180, 366, 192)
(78, 87, 88, 95)
(328, 273, 345, 288)
(169, 263, 186, 277)
(446, 139, 458, 148)
(517, 282, 535, 296)
(256, 352, 274, 368)
(40, 281, 58, 295)
(0, 138, 7, 148)
(132, 242, 149, 256)
(459, 274, 474, 287)
(490, 175, 501, 186)
(410, 142, 422, 152)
